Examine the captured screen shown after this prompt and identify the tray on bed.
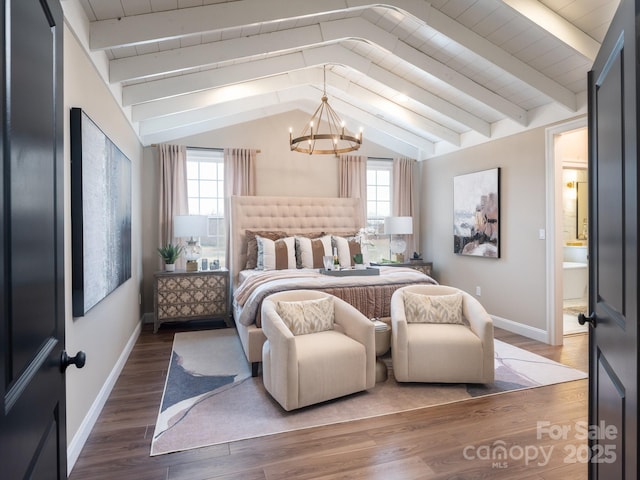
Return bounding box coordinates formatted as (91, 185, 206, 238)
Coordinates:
(319, 267, 380, 277)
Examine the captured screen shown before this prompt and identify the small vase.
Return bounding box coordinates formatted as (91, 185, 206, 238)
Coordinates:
(164, 263, 176, 272)
(354, 263, 366, 270)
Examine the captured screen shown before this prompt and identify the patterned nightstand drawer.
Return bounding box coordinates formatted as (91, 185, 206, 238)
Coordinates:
(154, 269, 230, 332)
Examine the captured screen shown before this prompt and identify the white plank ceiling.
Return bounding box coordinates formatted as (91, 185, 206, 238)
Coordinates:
(63, 0, 619, 158)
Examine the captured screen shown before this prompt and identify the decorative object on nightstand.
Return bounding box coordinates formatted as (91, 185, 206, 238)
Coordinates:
(153, 268, 230, 332)
(157, 243, 183, 272)
(384, 216, 413, 263)
(174, 214, 208, 272)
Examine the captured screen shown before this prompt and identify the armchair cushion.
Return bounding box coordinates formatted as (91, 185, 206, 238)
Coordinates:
(403, 290, 465, 324)
(276, 296, 334, 335)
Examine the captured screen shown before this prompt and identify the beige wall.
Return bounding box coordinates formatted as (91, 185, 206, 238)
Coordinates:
(64, 26, 144, 444)
(420, 128, 548, 330)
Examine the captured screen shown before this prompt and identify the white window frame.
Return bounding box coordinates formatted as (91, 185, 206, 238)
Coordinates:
(366, 158, 393, 232)
(186, 148, 226, 267)
(366, 158, 393, 262)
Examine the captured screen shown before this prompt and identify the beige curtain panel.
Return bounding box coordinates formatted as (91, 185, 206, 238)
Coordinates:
(393, 157, 417, 256)
(158, 144, 189, 270)
(224, 148, 257, 197)
(224, 148, 258, 266)
(338, 154, 367, 227)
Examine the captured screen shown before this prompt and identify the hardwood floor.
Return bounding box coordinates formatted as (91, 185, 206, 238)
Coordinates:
(69, 323, 589, 480)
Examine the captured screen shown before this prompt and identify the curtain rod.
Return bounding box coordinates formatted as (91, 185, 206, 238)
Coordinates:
(150, 144, 260, 153)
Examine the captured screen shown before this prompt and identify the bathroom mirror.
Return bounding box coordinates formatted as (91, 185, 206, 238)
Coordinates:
(576, 181, 588, 239)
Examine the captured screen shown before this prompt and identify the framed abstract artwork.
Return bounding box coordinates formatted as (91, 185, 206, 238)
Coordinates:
(453, 167, 500, 258)
(70, 107, 132, 316)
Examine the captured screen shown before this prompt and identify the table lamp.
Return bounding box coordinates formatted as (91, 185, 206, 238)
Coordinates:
(384, 216, 413, 262)
(174, 215, 208, 271)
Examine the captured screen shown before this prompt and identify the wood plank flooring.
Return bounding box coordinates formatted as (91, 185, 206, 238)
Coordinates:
(69, 322, 589, 480)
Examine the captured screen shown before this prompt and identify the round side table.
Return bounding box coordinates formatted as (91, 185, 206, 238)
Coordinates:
(374, 319, 391, 382)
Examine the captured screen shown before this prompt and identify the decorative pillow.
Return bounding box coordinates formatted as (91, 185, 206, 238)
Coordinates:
(403, 291, 465, 324)
(332, 235, 362, 268)
(295, 235, 332, 268)
(256, 236, 296, 270)
(245, 230, 287, 269)
(276, 296, 335, 335)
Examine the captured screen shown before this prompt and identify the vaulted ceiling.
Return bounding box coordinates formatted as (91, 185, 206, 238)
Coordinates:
(63, 0, 619, 158)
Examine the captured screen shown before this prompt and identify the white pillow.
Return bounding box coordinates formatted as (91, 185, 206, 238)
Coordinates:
(332, 235, 362, 268)
(403, 291, 465, 324)
(256, 236, 296, 270)
(276, 296, 335, 335)
(295, 235, 332, 268)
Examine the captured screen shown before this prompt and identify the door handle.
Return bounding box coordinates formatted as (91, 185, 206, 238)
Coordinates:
(578, 313, 596, 328)
(60, 351, 86, 372)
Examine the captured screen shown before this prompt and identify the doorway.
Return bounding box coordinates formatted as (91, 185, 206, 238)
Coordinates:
(558, 129, 590, 336)
(545, 118, 589, 345)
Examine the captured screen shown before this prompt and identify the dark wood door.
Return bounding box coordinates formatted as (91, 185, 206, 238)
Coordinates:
(586, 0, 638, 477)
(0, 1, 68, 478)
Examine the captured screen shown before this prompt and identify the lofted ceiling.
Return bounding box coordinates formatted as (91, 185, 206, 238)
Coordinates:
(64, 0, 619, 159)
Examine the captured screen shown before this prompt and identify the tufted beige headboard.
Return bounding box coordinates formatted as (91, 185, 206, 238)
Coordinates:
(229, 196, 363, 287)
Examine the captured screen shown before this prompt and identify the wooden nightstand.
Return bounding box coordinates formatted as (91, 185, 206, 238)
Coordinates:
(373, 261, 433, 277)
(153, 268, 231, 332)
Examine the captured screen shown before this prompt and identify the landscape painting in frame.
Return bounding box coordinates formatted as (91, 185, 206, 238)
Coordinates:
(453, 168, 500, 258)
(71, 107, 132, 316)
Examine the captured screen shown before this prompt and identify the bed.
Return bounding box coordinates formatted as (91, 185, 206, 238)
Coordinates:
(229, 195, 437, 375)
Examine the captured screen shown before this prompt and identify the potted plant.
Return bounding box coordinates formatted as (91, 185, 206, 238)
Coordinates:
(158, 243, 183, 271)
(353, 253, 366, 269)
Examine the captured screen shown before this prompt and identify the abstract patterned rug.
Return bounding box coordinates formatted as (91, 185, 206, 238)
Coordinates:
(150, 329, 587, 456)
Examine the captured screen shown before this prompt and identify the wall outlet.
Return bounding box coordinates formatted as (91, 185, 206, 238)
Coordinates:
(475, 286, 481, 296)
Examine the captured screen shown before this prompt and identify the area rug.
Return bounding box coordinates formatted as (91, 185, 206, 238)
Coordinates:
(150, 328, 587, 456)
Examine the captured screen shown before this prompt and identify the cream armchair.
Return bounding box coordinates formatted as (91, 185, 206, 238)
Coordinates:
(391, 285, 494, 384)
(261, 290, 375, 411)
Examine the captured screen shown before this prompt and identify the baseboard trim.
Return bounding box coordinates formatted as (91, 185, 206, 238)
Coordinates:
(141, 311, 154, 324)
(491, 315, 549, 344)
(67, 320, 142, 475)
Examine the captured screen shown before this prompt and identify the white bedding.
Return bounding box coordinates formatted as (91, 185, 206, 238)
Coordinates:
(233, 266, 436, 327)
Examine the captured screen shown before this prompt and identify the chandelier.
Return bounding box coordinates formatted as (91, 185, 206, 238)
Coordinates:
(289, 66, 362, 155)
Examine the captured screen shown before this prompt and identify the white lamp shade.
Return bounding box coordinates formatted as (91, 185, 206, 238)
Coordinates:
(384, 216, 413, 235)
(174, 215, 208, 238)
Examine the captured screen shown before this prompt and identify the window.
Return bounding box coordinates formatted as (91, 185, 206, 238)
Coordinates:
(186, 148, 226, 267)
(366, 159, 392, 232)
(366, 159, 393, 262)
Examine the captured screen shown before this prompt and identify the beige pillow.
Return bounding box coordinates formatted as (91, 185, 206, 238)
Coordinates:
(295, 235, 332, 269)
(257, 236, 296, 270)
(332, 235, 362, 268)
(403, 291, 465, 324)
(276, 296, 334, 335)
(245, 230, 287, 269)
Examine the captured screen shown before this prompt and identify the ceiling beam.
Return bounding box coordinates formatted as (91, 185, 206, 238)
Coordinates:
(90, 0, 357, 50)
(500, 0, 600, 61)
(109, 24, 325, 83)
